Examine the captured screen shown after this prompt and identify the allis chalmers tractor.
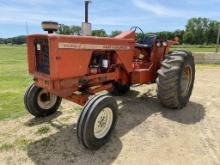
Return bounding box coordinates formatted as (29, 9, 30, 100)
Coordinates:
(24, 1, 195, 150)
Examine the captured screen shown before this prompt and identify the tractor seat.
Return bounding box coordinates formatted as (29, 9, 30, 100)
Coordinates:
(135, 43, 151, 48)
(135, 35, 157, 49)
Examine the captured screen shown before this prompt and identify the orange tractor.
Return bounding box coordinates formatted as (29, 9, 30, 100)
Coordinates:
(24, 1, 195, 150)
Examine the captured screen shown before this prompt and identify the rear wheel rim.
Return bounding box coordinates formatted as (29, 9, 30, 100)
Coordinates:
(37, 89, 57, 110)
(180, 65, 192, 97)
(94, 107, 113, 139)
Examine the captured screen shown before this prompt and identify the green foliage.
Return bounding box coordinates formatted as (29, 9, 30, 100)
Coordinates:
(157, 31, 175, 40)
(2, 17, 218, 45)
(207, 20, 220, 44)
(0, 36, 26, 45)
(11, 36, 26, 45)
(183, 17, 220, 44)
(92, 29, 108, 37)
(136, 33, 145, 42)
(183, 31, 195, 44)
(58, 25, 108, 37)
(151, 18, 219, 45)
(58, 25, 81, 35)
(111, 30, 122, 37)
(173, 30, 185, 44)
(0, 38, 4, 44)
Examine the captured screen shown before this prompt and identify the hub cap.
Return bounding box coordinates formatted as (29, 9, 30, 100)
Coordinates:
(94, 108, 113, 139)
(181, 65, 193, 97)
(37, 89, 57, 109)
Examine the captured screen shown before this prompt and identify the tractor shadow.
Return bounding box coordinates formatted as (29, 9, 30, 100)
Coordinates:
(27, 89, 205, 165)
(24, 111, 63, 127)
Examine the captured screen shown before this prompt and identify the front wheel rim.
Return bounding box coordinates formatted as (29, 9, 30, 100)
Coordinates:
(94, 107, 113, 139)
(37, 89, 58, 110)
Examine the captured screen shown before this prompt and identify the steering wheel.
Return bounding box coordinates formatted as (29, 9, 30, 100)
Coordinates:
(130, 26, 157, 46)
(130, 26, 145, 43)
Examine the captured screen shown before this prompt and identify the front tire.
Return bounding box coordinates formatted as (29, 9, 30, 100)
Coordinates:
(24, 84, 62, 117)
(156, 51, 195, 109)
(77, 95, 118, 150)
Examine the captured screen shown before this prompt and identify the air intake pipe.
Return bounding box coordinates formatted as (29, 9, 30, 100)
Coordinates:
(81, 0, 92, 36)
(41, 21, 59, 34)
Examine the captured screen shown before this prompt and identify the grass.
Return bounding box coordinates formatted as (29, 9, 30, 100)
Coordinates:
(0, 45, 31, 120)
(171, 45, 218, 53)
(0, 138, 31, 152)
(0, 143, 14, 152)
(36, 126, 50, 135)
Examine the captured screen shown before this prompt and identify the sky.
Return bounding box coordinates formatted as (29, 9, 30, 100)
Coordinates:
(0, 0, 220, 38)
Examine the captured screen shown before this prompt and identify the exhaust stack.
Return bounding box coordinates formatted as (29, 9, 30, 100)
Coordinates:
(82, 0, 92, 36)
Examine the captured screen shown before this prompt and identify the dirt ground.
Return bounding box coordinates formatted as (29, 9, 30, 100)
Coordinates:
(0, 66, 220, 165)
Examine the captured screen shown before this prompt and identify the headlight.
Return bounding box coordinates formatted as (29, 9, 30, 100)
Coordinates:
(156, 42, 162, 47)
(162, 42, 168, 47)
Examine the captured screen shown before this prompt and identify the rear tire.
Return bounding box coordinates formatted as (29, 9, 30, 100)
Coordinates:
(77, 95, 118, 150)
(24, 84, 62, 117)
(156, 51, 195, 109)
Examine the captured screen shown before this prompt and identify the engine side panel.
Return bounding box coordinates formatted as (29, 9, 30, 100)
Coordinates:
(53, 35, 135, 79)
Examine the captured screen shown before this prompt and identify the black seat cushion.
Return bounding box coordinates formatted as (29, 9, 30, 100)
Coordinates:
(136, 35, 157, 49)
(135, 43, 151, 48)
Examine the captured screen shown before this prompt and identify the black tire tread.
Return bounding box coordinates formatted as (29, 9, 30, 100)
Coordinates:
(24, 85, 62, 117)
(157, 50, 195, 109)
(77, 94, 105, 146)
(77, 95, 118, 150)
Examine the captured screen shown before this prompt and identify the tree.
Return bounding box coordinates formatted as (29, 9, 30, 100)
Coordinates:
(0, 38, 4, 44)
(2, 19, 218, 45)
(183, 31, 195, 44)
(156, 31, 175, 40)
(174, 30, 185, 44)
(207, 21, 220, 44)
(111, 31, 122, 37)
(58, 25, 71, 34)
(71, 25, 81, 35)
(92, 29, 107, 37)
(0, 36, 26, 45)
(183, 17, 219, 44)
(58, 25, 108, 37)
(58, 25, 81, 35)
(12, 36, 26, 44)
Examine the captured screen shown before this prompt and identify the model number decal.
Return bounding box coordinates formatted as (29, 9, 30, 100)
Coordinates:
(58, 43, 131, 50)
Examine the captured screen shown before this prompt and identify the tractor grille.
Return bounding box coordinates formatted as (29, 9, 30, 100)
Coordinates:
(34, 39, 50, 74)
